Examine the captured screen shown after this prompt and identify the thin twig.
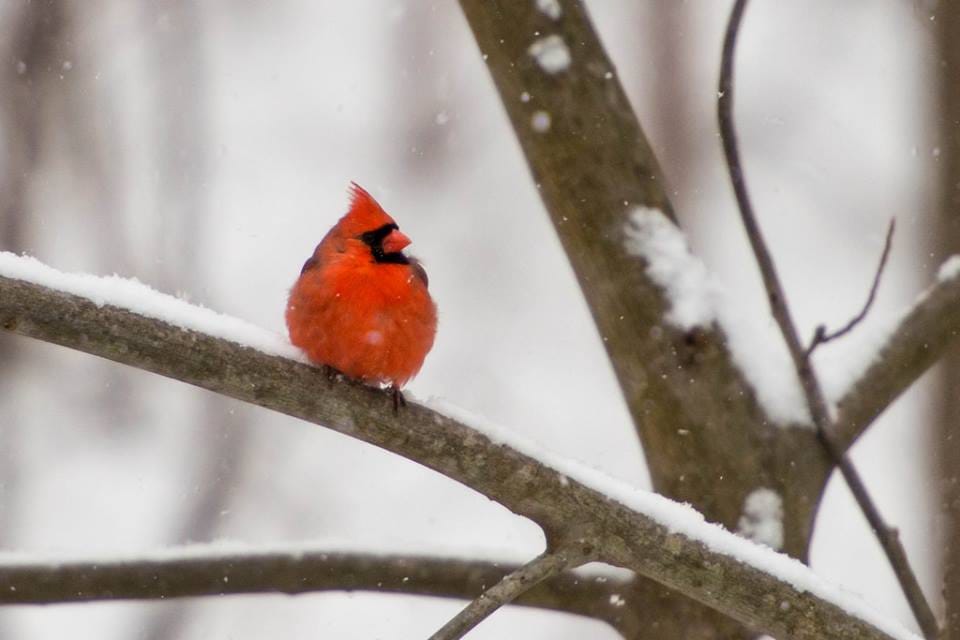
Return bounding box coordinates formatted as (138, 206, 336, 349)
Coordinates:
(428, 550, 581, 640)
(805, 219, 896, 358)
(718, 2, 939, 638)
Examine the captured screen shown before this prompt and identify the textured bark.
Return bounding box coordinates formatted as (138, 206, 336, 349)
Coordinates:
(0, 274, 908, 640)
(454, 2, 826, 636)
(940, 339, 960, 640)
(937, 1, 960, 637)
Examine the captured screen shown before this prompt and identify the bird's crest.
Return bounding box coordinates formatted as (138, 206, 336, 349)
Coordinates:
(336, 183, 397, 237)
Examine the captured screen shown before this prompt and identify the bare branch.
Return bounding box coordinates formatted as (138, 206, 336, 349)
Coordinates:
(717, 1, 938, 637)
(0, 272, 914, 640)
(806, 219, 896, 357)
(0, 548, 632, 631)
(428, 549, 584, 640)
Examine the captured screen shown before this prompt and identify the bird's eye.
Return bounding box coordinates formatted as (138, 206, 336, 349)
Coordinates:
(359, 223, 399, 247)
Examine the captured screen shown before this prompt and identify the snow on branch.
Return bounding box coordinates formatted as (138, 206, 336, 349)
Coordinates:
(0, 253, 920, 640)
(623, 207, 809, 425)
(622, 207, 713, 330)
(0, 252, 300, 360)
(834, 254, 960, 451)
(621, 190, 960, 463)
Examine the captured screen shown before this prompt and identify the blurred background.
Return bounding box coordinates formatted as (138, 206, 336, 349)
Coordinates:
(0, 1, 946, 637)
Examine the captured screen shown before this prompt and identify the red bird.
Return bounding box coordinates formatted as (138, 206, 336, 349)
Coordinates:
(286, 184, 437, 405)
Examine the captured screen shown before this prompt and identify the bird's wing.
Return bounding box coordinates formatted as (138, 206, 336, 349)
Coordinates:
(409, 257, 429, 288)
(300, 255, 320, 275)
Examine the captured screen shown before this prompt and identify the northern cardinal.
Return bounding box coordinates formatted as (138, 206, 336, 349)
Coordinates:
(286, 184, 437, 407)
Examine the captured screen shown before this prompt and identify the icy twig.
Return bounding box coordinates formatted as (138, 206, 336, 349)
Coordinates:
(718, 1, 938, 637)
(428, 549, 585, 640)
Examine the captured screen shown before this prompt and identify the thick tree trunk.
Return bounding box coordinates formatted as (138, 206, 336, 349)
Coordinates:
(937, 2, 960, 637)
(454, 2, 833, 636)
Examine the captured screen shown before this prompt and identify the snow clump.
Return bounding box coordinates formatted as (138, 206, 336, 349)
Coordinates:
(528, 35, 571, 74)
(737, 488, 784, 551)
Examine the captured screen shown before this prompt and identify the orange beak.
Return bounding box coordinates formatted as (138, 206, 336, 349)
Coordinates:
(382, 229, 412, 254)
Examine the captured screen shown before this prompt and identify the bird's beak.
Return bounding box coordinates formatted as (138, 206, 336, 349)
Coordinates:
(382, 229, 412, 254)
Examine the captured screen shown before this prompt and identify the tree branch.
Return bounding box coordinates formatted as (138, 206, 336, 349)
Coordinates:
(834, 265, 960, 450)
(0, 547, 633, 632)
(455, 0, 803, 550)
(428, 549, 583, 640)
(717, 2, 938, 636)
(0, 270, 917, 640)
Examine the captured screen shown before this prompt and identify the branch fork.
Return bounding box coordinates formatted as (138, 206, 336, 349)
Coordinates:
(428, 546, 592, 640)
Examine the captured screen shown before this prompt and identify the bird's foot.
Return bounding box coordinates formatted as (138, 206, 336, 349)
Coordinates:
(323, 365, 342, 388)
(390, 385, 407, 415)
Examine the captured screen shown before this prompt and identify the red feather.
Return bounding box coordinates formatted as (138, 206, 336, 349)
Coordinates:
(286, 184, 437, 388)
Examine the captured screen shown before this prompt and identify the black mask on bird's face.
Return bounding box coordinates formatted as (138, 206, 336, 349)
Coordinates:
(359, 223, 410, 264)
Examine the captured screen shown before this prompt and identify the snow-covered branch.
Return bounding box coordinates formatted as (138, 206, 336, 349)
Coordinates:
(454, 7, 959, 606)
(834, 259, 960, 451)
(0, 256, 920, 639)
(456, 0, 819, 578)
